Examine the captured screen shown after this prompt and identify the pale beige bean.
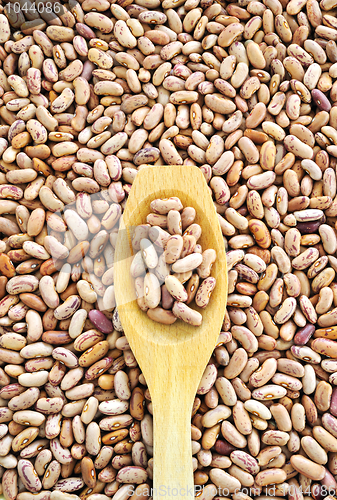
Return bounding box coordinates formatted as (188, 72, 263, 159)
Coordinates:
(244, 400, 271, 420)
(140, 239, 158, 269)
(221, 421, 246, 448)
(171, 253, 203, 273)
(39, 276, 59, 309)
(164, 235, 183, 264)
(261, 430, 290, 446)
(13, 411, 45, 426)
(165, 275, 188, 302)
(209, 468, 241, 493)
(130, 251, 146, 278)
(18, 371, 49, 387)
(144, 272, 161, 309)
(172, 302, 202, 326)
(52, 348, 79, 368)
(290, 455, 325, 480)
(20, 342, 53, 359)
(252, 385, 287, 400)
(301, 436, 328, 465)
(69, 309, 87, 339)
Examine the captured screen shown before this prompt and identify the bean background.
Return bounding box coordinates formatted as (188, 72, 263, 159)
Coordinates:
(0, 0, 337, 498)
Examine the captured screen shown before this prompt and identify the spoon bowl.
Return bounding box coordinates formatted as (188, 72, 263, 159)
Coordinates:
(115, 165, 227, 499)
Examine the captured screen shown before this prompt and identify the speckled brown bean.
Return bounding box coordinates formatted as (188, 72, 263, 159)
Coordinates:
(172, 302, 202, 326)
(164, 235, 183, 264)
(2, 469, 18, 500)
(17, 459, 41, 492)
(195, 277, 216, 309)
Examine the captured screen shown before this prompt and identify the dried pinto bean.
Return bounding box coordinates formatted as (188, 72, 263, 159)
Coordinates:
(131, 197, 216, 325)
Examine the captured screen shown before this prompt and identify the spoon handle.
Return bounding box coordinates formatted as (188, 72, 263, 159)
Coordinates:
(152, 381, 194, 500)
(147, 348, 197, 500)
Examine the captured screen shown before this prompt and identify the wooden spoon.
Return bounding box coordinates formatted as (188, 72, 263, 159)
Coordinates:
(115, 166, 227, 499)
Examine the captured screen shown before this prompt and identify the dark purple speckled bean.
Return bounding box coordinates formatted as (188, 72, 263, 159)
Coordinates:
(312, 89, 332, 112)
(294, 324, 315, 345)
(89, 309, 113, 333)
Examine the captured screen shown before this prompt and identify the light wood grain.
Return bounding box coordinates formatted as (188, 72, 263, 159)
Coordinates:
(115, 166, 227, 499)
